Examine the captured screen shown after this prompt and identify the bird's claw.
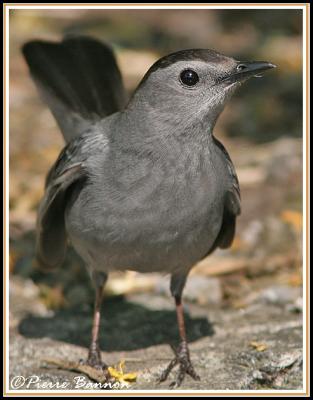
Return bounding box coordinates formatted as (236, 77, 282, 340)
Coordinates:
(158, 341, 200, 388)
(79, 345, 108, 370)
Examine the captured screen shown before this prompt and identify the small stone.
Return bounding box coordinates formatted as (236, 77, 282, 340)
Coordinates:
(183, 275, 222, 306)
(252, 369, 264, 380)
(257, 285, 301, 306)
(156, 275, 222, 305)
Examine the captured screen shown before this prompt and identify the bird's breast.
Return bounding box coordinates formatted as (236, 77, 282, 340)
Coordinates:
(66, 152, 225, 272)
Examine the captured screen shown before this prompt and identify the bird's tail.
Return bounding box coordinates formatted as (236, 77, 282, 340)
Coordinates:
(22, 36, 126, 143)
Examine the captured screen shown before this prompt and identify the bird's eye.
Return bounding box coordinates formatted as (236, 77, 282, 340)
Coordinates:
(236, 64, 247, 72)
(180, 69, 199, 86)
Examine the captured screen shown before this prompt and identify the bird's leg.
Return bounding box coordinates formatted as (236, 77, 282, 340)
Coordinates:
(158, 273, 200, 388)
(81, 271, 108, 369)
(87, 284, 105, 367)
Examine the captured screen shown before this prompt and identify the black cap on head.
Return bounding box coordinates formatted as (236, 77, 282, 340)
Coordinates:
(147, 48, 230, 74)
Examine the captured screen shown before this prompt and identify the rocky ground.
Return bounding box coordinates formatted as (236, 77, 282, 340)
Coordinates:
(9, 276, 303, 391)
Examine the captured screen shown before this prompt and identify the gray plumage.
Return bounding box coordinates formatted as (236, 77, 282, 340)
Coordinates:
(22, 34, 277, 285)
(22, 36, 276, 279)
(22, 36, 275, 384)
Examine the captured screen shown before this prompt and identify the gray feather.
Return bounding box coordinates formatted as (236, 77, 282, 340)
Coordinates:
(36, 128, 109, 269)
(36, 163, 85, 269)
(210, 136, 241, 251)
(22, 36, 126, 142)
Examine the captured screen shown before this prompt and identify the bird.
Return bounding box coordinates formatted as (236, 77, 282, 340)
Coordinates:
(22, 36, 275, 388)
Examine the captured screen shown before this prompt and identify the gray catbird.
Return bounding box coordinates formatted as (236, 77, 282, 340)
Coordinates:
(22, 36, 275, 387)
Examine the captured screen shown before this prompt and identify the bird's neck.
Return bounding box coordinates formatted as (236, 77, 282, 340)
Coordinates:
(106, 105, 220, 185)
(118, 99, 216, 157)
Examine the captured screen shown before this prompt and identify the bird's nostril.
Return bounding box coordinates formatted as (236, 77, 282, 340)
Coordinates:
(236, 64, 247, 72)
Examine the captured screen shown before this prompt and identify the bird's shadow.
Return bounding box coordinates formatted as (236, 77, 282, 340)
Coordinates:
(18, 295, 214, 352)
(12, 229, 213, 352)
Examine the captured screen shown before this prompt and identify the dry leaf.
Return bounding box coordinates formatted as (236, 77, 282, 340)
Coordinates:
(108, 360, 137, 384)
(105, 271, 158, 296)
(249, 341, 268, 352)
(230, 237, 247, 251)
(43, 358, 137, 388)
(42, 358, 110, 384)
(9, 251, 18, 273)
(281, 210, 302, 233)
(287, 272, 302, 287)
(39, 284, 67, 310)
(194, 257, 249, 276)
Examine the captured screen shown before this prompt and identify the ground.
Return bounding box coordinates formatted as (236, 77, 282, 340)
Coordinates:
(9, 276, 302, 390)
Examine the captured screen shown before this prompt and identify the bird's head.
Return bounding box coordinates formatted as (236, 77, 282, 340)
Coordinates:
(129, 49, 276, 134)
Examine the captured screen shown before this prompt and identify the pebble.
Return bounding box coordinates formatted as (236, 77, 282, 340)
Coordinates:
(156, 275, 222, 306)
(257, 285, 301, 306)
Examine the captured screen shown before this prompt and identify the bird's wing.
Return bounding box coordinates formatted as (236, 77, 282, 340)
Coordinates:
(22, 36, 126, 143)
(36, 132, 107, 269)
(211, 137, 241, 251)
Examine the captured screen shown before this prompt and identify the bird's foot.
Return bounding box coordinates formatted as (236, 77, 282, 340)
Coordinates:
(158, 341, 200, 388)
(79, 345, 108, 370)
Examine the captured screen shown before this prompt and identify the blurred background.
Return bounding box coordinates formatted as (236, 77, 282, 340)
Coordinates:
(9, 8, 303, 369)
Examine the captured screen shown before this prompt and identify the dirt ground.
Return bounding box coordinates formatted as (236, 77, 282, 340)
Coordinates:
(10, 276, 302, 390)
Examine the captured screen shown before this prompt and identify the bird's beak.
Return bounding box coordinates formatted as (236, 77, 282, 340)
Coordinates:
(223, 61, 276, 84)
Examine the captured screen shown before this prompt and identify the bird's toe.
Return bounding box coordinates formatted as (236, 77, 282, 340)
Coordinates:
(158, 341, 200, 388)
